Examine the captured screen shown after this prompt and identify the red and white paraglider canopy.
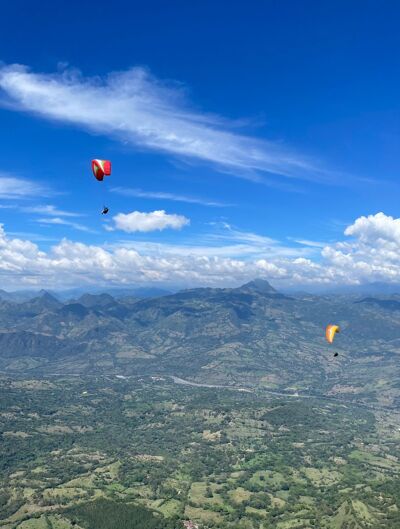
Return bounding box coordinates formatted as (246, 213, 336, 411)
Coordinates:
(92, 159, 111, 181)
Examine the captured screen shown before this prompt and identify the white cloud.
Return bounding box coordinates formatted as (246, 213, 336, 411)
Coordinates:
(290, 238, 328, 248)
(36, 217, 95, 234)
(0, 174, 49, 199)
(344, 212, 400, 244)
(111, 187, 230, 207)
(111, 210, 190, 233)
(23, 204, 83, 217)
(0, 212, 398, 290)
(109, 237, 310, 260)
(0, 64, 329, 182)
(319, 212, 400, 284)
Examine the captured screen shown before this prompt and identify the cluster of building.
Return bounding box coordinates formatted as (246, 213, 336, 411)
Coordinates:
(183, 520, 199, 529)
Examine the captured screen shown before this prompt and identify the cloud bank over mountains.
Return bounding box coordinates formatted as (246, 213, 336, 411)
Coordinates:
(0, 212, 398, 290)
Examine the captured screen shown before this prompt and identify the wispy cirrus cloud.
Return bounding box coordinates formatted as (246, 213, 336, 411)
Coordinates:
(110, 223, 317, 260)
(36, 216, 95, 233)
(0, 64, 331, 183)
(23, 204, 84, 217)
(290, 238, 328, 248)
(0, 174, 50, 199)
(0, 201, 88, 233)
(111, 187, 231, 207)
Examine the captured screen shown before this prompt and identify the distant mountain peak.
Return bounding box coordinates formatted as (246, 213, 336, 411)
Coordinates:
(38, 290, 58, 301)
(25, 291, 62, 311)
(37, 292, 61, 306)
(77, 293, 116, 308)
(238, 278, 278, 294)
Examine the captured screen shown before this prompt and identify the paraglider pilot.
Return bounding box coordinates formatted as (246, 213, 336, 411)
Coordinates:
(92, 159, 111, 215)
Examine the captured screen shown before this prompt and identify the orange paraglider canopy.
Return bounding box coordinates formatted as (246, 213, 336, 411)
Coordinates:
(325, 324, 340, 344)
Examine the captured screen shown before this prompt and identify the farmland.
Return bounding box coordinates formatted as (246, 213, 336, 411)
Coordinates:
(0, 375, 399, 528)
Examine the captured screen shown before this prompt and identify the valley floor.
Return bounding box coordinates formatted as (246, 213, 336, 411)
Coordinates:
(1, 375, 400, 529)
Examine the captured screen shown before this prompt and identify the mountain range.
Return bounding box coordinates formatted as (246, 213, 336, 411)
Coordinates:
(0, 279, 399, 409)
(0, 286, 173, 303)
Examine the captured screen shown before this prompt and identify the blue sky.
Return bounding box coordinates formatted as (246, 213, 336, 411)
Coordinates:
(0, 0, 399, 290)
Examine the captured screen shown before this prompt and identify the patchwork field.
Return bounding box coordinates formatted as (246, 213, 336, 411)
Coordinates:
(0, 375, 400, 528)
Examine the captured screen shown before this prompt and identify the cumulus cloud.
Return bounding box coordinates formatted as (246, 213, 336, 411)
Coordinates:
(111, 210, 190, 233)
(0, 212, 398, 290)
(0, 64, 329, 182)
(344, 212, 400, 244)
(320, 212, 400, 284)
(0, 224, 261, 288)
(0, 174, 49, 199)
